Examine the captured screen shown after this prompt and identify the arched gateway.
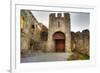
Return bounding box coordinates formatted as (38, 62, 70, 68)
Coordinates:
(53, 32, 65, 52)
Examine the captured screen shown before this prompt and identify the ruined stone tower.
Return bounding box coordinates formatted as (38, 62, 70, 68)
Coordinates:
(47, 13, 71, 52)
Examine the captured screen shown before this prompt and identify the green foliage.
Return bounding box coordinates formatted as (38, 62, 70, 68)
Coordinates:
(79, 54, 89, 60)
(67, 52, 89, 60)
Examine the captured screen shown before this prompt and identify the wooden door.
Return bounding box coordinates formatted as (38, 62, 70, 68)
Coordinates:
(55, 39, 65, 52)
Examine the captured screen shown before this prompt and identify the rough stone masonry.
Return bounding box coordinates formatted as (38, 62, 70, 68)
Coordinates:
(47, 13, 71, 52)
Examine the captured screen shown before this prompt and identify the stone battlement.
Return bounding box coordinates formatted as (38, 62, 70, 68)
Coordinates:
(49, 13, 70, 19)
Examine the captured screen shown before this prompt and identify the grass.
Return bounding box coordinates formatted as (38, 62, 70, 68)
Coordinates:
(78, 54, 89, 60)
(67, 52, 89, 60)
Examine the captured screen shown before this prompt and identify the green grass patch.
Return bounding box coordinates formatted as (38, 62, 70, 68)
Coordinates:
(67, 52, 89, 60)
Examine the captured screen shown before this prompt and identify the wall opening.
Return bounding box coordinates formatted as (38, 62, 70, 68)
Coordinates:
(53, 31, 65, 52)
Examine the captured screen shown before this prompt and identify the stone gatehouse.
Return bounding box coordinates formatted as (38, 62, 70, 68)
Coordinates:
(47, 13, 71, 52)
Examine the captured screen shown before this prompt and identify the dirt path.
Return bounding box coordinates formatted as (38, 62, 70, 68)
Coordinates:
(21, 52, 72, 63)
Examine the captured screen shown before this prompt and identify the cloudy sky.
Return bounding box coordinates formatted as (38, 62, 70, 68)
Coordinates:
(31, 11, 89, 32)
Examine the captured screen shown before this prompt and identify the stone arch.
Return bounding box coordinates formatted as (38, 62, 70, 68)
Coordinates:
(53, 31, 65, 52)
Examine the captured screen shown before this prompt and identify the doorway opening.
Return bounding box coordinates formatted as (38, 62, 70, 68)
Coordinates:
(53, 31, 65, 52)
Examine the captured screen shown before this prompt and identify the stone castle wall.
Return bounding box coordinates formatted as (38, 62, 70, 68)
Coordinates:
(21, 10, 43, 54)
(71, 30, 89, 55)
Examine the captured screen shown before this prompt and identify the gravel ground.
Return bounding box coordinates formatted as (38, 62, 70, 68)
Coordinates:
(21, 52, 72, 63)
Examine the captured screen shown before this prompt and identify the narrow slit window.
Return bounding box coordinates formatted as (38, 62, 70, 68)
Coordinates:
(58, 21, 60, 27)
